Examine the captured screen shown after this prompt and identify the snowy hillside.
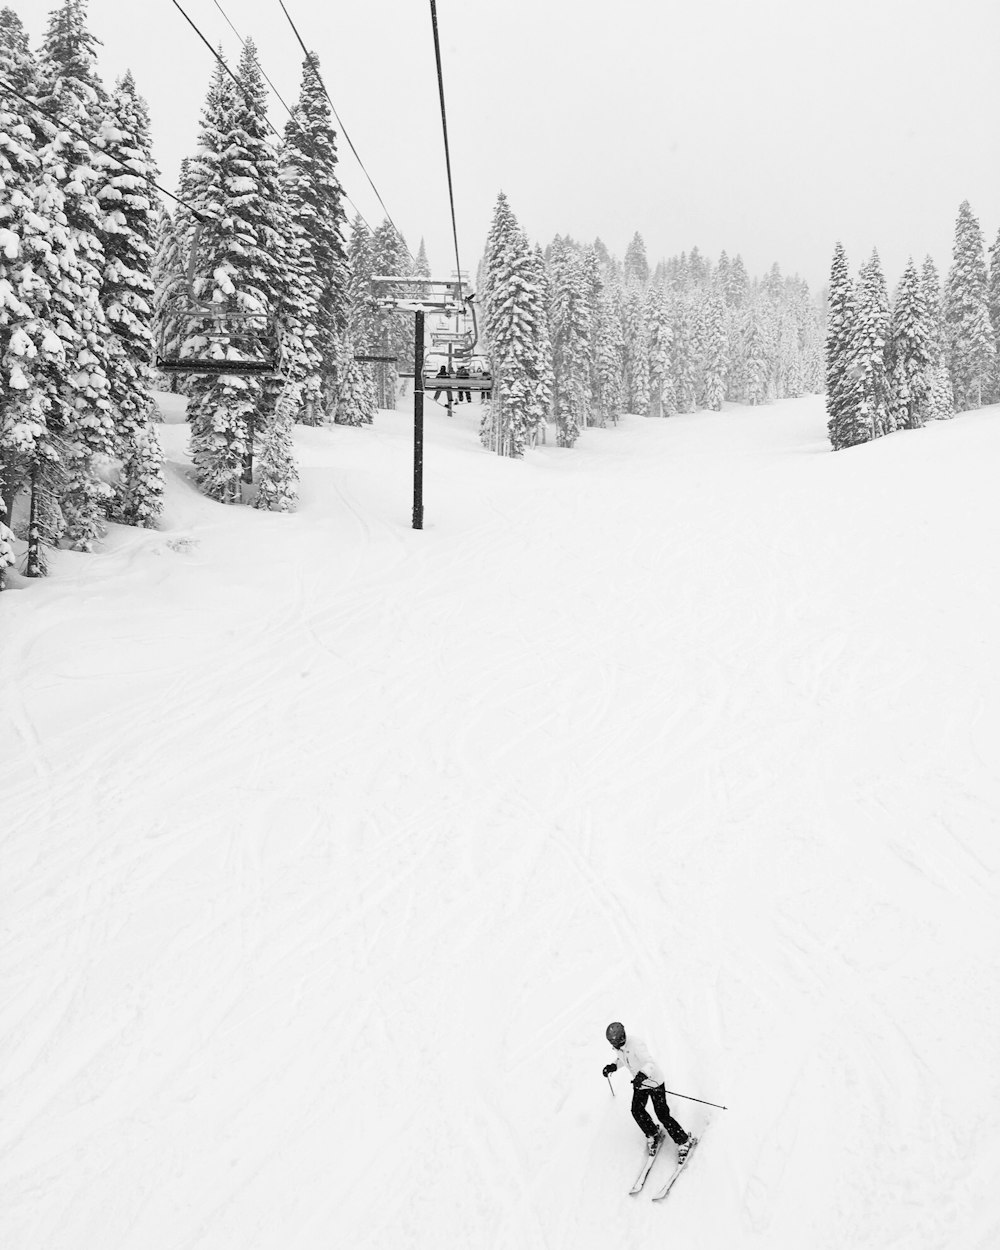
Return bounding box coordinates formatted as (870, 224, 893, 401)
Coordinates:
(2, 395, 998, 1250)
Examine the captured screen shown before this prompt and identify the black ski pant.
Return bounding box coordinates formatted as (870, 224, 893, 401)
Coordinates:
(631, 1083, 688, 1144)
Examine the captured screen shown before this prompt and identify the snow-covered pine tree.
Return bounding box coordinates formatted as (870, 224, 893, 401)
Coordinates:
(184, 43, 293, 503)
(282, 52, 349, 418)
(334, 354, 376, 425)
(741, 301, 770, 406)
(414, 237, 431, 304)
(0, 500, 13, 588)
(255, 380, 299, 510)
(700, 292, 728, 410)
(671, 295, 699, 412)
(646, 283, 674, 418)
(525, 244, 554, 442)
(888, 258, 932, 431)
(36, 0, 116, 548)
(825, 243, 864, 449)
(95, 70, 164, 525)
(944, 200, 994, 411)
(595, 282, 625, 425)
(623, 231, 649, 286)
(986, 227, 1000, 403)
(343, 214, 379, 412)
(582, 246, 603, 425)
(622, 279, 650, 414)
(548, 237, 591, 445)
(346, 214, 376, 348)
(921, 255, 954, 420)
(0, 7, 64, 533)
(688, 246, 711, 289)
(851, 250, 893, 440)
(480, 192, 538, 456)
(715, 251, 731, 296)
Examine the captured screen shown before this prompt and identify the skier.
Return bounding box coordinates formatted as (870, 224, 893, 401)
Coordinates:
(602, 1021, 693, 1158)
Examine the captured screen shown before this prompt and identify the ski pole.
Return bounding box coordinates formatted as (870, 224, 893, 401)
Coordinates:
(663, 1088, 729, 1111)
(607, 1075, 615, 1097)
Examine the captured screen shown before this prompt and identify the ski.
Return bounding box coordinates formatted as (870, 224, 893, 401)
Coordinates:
(651, 1127, 706, 1203)
(628, 1136, 664, 1195)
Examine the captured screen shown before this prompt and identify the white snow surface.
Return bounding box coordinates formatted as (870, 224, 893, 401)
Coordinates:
(2, 395, 999, 1250)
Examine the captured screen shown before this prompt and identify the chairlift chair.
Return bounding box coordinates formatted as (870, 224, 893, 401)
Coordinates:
(154, 222, 284, 377)
(156, 298, 283, 376)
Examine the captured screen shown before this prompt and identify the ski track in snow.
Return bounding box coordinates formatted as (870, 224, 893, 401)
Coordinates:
(2, 396, 1000, 1249)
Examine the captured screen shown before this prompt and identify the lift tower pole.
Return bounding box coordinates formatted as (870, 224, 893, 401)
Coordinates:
(369, 276, 477, 531)
(413, 309, 425, 530)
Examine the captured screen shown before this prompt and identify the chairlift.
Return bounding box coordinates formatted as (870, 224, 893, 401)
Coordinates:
(423, 362, 492, 393)
(155, 223, 284, 377)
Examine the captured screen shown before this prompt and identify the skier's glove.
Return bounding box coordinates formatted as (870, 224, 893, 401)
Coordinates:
(602, 1064, 616, 1077)
(632, 1072, 648, 1088)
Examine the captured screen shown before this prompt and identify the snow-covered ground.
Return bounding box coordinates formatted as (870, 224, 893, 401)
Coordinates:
(2, 393, 998, 1250)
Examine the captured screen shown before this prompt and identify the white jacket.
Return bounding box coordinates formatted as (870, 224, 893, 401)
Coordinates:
(609, 1035, 665, 1090)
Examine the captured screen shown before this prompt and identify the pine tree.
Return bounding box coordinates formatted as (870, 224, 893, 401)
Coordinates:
(255, 381, 299, 510)
(671, 296, 699, 412)
(825, 243, 864, 449)
(480, 193, 539, 456)
(725, 254, 749, 309)
(115, 423, 164, 525)
(95, 70, 164, 524)
(184, 45, 294, 502)
(851, 250, 893, 440)
(888, 259, 932, 431)
(620, 278, 650, 415)
(0, 8, 63, 529)
(986, 227, 1000, 403)
(282, 53, 349, 416)
(548, 238, 591, 446)
(622, 279, 650, 414)
(582, 245, 603, 424)
(944, 200, 994, 411)
(334, 355, 376, 425)
(36, 0, 116, 547)
(0, 499, 13, 588)
(646, 284, 674, 418)
(595, 282, 625, 425)
(623, 231, 649, 285)
(742, 303, 770, 406)
(700, 293, 728, 410)
(921, 256, 954, 420)
(344, 215, 378, 414)
(526, 244, 554, 441)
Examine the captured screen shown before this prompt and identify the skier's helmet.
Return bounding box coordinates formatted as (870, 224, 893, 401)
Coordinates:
(606, 1021, 626, 1049)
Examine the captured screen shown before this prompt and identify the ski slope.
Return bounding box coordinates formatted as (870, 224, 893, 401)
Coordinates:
(2, 394, 999, 1250)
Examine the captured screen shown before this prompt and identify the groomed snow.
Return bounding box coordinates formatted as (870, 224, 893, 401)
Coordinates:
(2, 394, 998, 1249)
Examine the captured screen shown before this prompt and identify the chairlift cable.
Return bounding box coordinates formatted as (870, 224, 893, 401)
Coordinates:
(0, 75, 211, 223)
(428, 0, 464, 302)
(275, 0, 413, 261)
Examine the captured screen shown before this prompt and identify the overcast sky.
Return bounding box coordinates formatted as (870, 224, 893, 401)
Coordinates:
(22, 0, 1000, 290)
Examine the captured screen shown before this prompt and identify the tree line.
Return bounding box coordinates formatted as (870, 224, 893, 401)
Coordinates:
(0, 0, 165, 584)
(476, 192, 826, 457)
(826, 201, 1000, 450)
